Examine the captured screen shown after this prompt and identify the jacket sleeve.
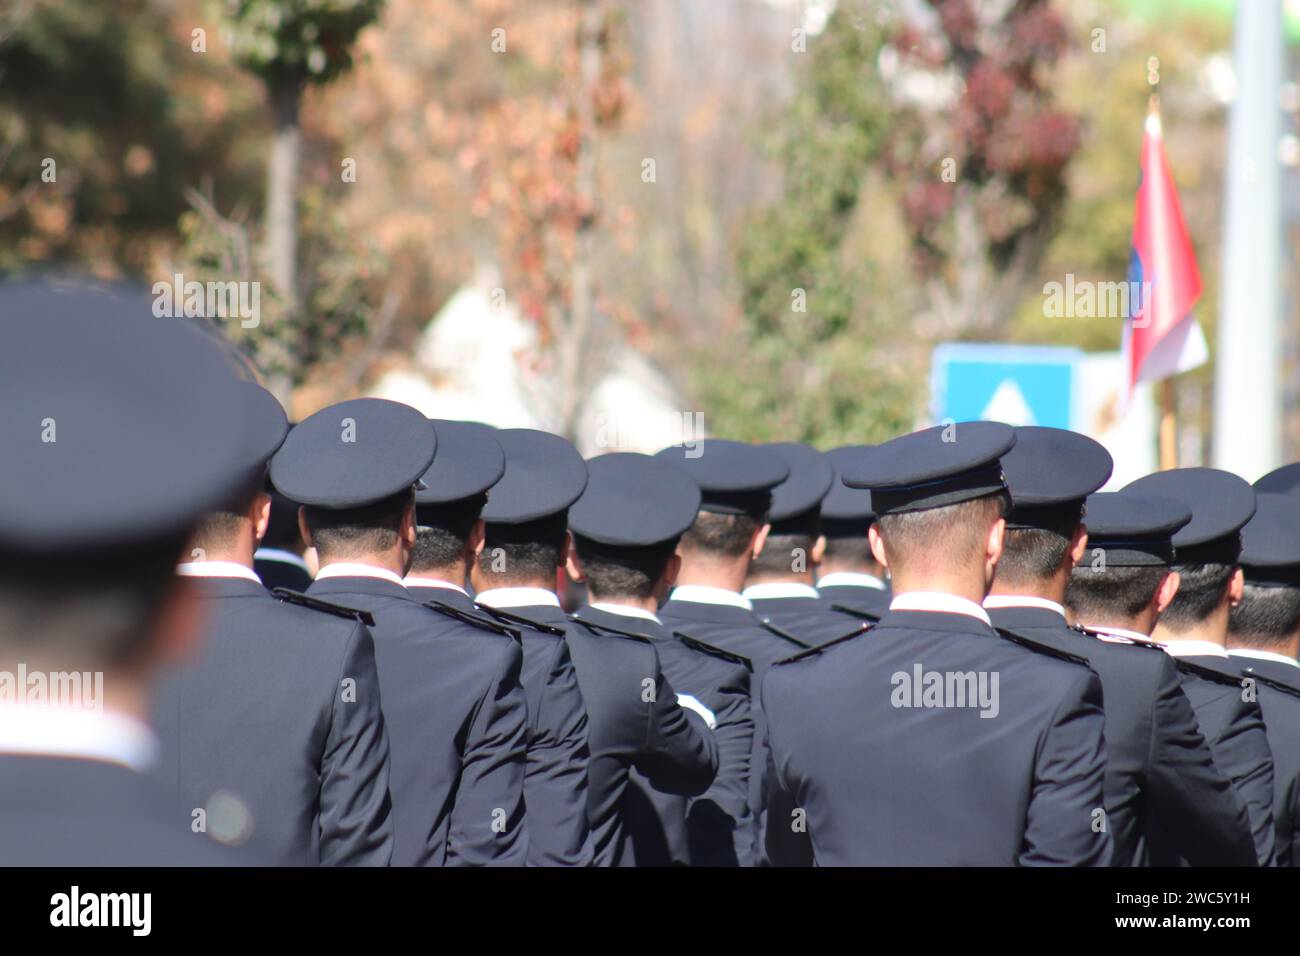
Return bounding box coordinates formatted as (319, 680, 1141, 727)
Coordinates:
(1146, 654, 1257, 866)
(685, 663, 754, 866)
(318, 623, 394, 866)
(632, 648, 719, 797)
(446, 637, 531, 866)
(1212, 692, 1277, 866)
(523, 638, 594, 866)
(760, 667, 814, 867)
(1020, 668, 1113, 866)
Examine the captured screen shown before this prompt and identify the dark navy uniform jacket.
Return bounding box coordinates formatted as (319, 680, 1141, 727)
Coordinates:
(660, 590, 832, 861)
(1169, 651, 1277, 867)
(988, 605, 1256, 866)
(408, 582, 594, 866)
(817, 576, 892, 622)
(491, 602, 719, 866)
(308, 572, 529, 866)
(573, 604, 754, 866)
(763, 606, 1112, 866)
(153, 572, 394, 865)
(253, 550, 313, 593)
(0, 756, 250, 865)
(1226, 652, 1300, 866)
(744, 583, 875, 647)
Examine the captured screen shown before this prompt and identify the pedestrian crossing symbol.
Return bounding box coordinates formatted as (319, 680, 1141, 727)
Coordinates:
(930, 343, 1081, 431)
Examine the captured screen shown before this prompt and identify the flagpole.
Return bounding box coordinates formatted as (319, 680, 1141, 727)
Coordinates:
(1148, 59, 1177, 471)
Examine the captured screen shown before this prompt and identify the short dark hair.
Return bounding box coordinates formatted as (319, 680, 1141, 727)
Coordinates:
(1159, 563, 1234, 631)
(1230, 584, 1300, 648)
(478, 513, 569, 586)
(262, 491, 306, 552)
(573, 535, 676, 601)
(680, 511, 759, 559)
(877, 494, 1007, 575)
(0, 536, 188, 668)
(1066, 564, 1168, 621)
(303, 489, 413, 561)
(191, 474, 267, 553)
(821, 531, 875, 565)
(996, 527, 1074, 584)
(752, 508, 820, 577)
(411, 495, 486, 572)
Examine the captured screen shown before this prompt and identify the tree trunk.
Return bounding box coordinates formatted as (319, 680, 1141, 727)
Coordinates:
(264, 78, 303, 402)
(558, 0, 604, 442)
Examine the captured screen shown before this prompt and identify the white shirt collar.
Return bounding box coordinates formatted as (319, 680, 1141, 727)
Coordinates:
(1227, 648, 1300, 668)
(1155, 638, 1229, 659)
(889, 591, 991, 626)
(401, 575, 469, 596)
(668, 584, 753, 611)
(474, 587, 561, 609)
(0, 704, 158, 772)
(253, 547, 310, 573)
(1084, 624, 1154, 645)
(589, 602, 661, 624)
(816, 571, 887, 591)
(314, 562, 406, 586)
(983, 595, 1067, 619)
(743, 582, 821, 601)
(176, 561, 263, 584)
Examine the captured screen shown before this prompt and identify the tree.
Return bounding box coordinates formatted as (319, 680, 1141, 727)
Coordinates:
(218, 0, 383, 391)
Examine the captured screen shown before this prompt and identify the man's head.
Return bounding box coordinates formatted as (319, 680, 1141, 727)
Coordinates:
(989, 426, 1112, 600)
(0, 279, 257, 690)
(656, 439, 787, 592)
(565, 452, 700, 607)
(818, 446, 884, 579)
(270, 398, 436, 577)
(472, 429, 587, 593)
(408, 420, 504, 582)
(842, 421, 1015, 600)
(749, 443, 832, 584)
(189, 381, 289, 566)
(1063, 491, 1189, 634)
(1125, 468, 1256, 641)
(1228, 492, 1300, 654)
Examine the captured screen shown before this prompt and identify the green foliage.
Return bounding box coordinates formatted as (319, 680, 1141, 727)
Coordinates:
(216, 0, 384, 90)
(174, 183, 379, 383)
(712, 9, 919, 445)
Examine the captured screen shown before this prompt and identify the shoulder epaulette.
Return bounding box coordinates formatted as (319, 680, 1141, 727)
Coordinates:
(1071, 624, 1163, 651)
(1240, 668, 1300, 700)
(424, 600, 521, 640)
(756, 617, 814, 650)
(830, 604, 881, 623)
(994, 627, 1091, 667)
(473, 603, 566, 637)
(772, 624, 873, 666)
(566, 616, 653, 645)
(671, 631, 753, 671)
(1173, 656, 1250, 689)
(271, 587, 374, 626)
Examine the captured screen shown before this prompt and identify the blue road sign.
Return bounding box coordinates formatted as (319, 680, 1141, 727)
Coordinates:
(931, 343, 1082, 430)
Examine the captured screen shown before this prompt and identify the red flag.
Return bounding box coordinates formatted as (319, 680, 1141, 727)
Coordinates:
(1124, 100, 1207, 392)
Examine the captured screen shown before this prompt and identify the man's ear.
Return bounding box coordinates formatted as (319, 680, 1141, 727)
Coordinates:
(751, 522, 771, 561)
(1228, 566, 1245, 607)
(868, 523, 890, 569)
(810, 534, 826, 566)
(662, 552, 682, 591)
(986, 516, 1006, 567)
(565, 547, 585, 584)
(400, 502, 417, 548)
(467, 518, 486, 561)
(1155, 570, 1181, 616)
(297, 506, 314, 549)
(1069, 525, 1089, 567)
(559, 531, 572, 569)
(251, 492, 272, 543)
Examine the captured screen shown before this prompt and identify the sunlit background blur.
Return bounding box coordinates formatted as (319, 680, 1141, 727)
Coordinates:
(3, 0, 1298, 476)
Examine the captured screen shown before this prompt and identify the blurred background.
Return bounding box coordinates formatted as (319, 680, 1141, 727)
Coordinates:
(2, 0, 1297, 479)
